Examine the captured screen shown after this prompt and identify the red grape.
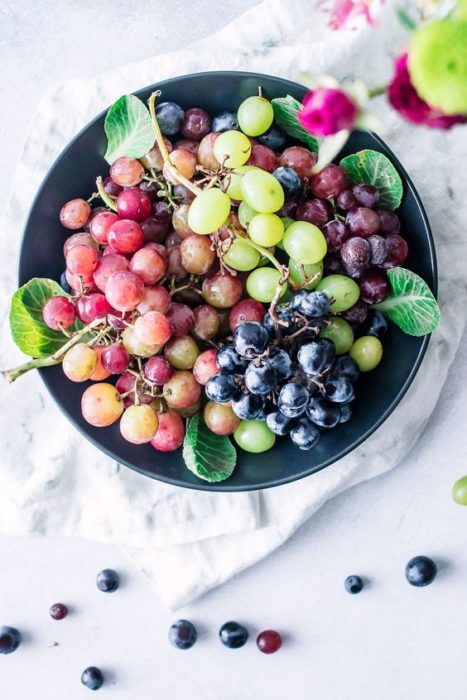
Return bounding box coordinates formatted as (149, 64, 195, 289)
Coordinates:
(172, 205, 194, 239)
(193, 349, 218, 385)
(60, 198, 91, 230)
(93, 254, 129, 292)
(63, 232, 99, 257)
(105, 271, 144, 311)
(323, 220, 349, 252)
(116, 372, 152, 408)
(137, 285, 171, 315)
(65, 269, 96, 293)
(247, 144, 279, 173)
(66, 244, 99, 276)
(256, 630, 282, 654)
(144, 242, 169, 262)
(85, 206, 107, 231)
(279, 146, 316, 179)
(144, 357, 174, 385)
(42, 296, 76, 331)
(204, 401, 240, 435)
(352, 183, 379, 208)
(368, 235, 388, 265)
(163, 370, 201, 409)
(383, 234, 409, 268)
(150, 411, 185, 452)
(336, 189, 358, 211)
(89, 211, 120, 245)
(229, 298, 265, 332)
(89, 346, 111, 381)
(108, 219, 144, 254)
(139, 180, 159, 201)
(110, 157, 144, 187)
(134, 310, 172, 346)
(193, 305, 219, 339)
(103, 176, 123, 197)
(359, 269, 389, 304)
(129, 247, 167, 285)
(346, 207, 380, 237)
(276, 200, 298, 218)
(181, 108, 211, 141)
(296, 198, 332, 228)
(117, 188, 152, 222)
(141, 138, 173, 171)
(166, 231, 182, 251)
(101, 343, 130, 374)
(377, 209, 401, 235)
(311, 165, 349, 199)
(180, 235, 216, 275)
(140, 216, 170, 243)
(341, 237, 371, 278)
(163, 149, 197, 184)
(202, 271, 243, 309)
(197, 133, 219, 169)
(76, 293, 113, 323)
(153, 201, 172, 225)
(166, 303, 195, 337)
(173, 139, 199, 155)
(167, 246, 186, 280)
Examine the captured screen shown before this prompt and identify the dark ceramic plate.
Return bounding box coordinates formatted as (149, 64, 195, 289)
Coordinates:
(18, 71, 437, 492)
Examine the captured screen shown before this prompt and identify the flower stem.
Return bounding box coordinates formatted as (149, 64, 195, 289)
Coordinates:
(147, 92, 202, 197)
(96, 177, 118, 211)
(368, 84, 387, 99)
(1, 318, 104, 383)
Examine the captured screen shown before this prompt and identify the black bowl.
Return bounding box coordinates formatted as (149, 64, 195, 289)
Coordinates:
(18, 71, 437, 492)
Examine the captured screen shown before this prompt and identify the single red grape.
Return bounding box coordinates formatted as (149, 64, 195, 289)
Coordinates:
(43, 296, 76, 331)
(107, 219, 144, 254)
(117, 188, 152, 222)
(181, 108, 212, 141)
(311, 165, 348, 199)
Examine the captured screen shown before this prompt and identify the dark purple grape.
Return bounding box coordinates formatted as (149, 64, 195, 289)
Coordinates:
(340, 237, 370, 277)
(383, 234, 409, 268)
(342, 300, 368, 324)
(155, 102, 184, 136)
(368, 235, 388, 265)
(296, 198, 332, 228)
(311, 165, 349, 199)
(103, 176, 122, 197)
(324, 253, 344, 274)
(346, 207, 380, 237)
(277, 200, 298, 218)
(336, 189, 358, 211)
(352, 183, 379, 208)
(359, 269, 389, 304)
(181, 107, 211, 141)
(139, 180, 159, 201)
(173, 184, 196, 204)
(323, 220, 349, 252)
(153, 200, 172, 224)
(141, 216, 169, 243)
(362, 310, 388, 338)
(377, 209, 401, 235)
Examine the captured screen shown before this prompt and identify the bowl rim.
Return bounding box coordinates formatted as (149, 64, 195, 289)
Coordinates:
(18, 70, 438, 492)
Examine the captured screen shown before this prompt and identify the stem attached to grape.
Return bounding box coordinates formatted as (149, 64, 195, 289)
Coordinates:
(1, 318, 104, 383)
(96, 177, 118, 211)
(147, 92, 202, 197)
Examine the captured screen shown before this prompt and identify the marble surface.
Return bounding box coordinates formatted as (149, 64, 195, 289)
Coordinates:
(1, 1, 467, 698)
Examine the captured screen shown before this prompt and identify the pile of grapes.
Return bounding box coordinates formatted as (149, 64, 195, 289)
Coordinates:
(38, 91, 410, 464)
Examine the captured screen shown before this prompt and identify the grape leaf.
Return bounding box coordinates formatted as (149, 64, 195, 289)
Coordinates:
(10, 278, 83, 358)
(339, 149, 403, 210)
(374, 267, 440, 336)
(104, 95, 154, 164)
(271, 96, 321, 152)
(183, 414, 237, 483)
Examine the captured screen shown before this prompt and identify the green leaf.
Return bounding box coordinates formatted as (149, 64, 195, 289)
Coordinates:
(339, 149, 403, 210)
(271, 95, 321, 152)
(396, 7, 416, 31)
(104, 95, 154, 165)
(183, 414, 237, 483)
(9, 278, 82, 358)
(374, 267, 440, 336)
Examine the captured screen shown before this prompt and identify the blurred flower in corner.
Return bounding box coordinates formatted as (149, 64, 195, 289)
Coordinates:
(298, 88, 358, 136)
(328, 0, 380, 29)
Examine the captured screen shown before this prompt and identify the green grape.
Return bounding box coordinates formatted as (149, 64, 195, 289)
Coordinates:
(317, 274, 360, 312)
(188, 188, 231, 235)
(282, 221, 327, 265)
(223, 238, 260, 271)
(350, 336, 383, 372)
(224, 166, 257, 201)
(237, 96, 274, 136)
(288, 259, 323, 290)
(238, 201, 258, 228)
(452, 475, 467, 505)
(248, 213, 284, 247)
(241, 170, 285, 214)
(409, 19, 467, 114)
(234, 419, 276, 453)
(246, 267, 287, 303)
(213, 130, 252, 168)
(320, 317, 354, 354)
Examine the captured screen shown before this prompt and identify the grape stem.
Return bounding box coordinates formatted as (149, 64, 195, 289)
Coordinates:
(96, 177, 118, 211)
(1, 318, 104, 383)
(147, 92, 202, 197)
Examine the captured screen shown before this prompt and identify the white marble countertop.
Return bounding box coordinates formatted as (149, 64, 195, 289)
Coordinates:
(2, 2, 467, 698)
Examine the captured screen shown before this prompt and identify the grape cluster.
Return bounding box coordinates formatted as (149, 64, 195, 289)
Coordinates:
(40, 90, 405, 465)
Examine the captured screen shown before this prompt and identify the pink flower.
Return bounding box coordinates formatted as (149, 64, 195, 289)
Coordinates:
(387, 53, 466, 130)
(298, 88, 358, 137)
(328, 0, 377, 30)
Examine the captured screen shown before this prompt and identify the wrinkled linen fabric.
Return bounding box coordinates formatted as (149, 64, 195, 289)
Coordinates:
(1, 0, 466, 609)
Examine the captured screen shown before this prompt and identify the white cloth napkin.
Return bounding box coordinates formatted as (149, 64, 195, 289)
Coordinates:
(1, 0, 466, 609)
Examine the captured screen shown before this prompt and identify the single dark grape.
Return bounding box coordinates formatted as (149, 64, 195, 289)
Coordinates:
(345, 575, 364, 594)
(49, 603, 68, 620)
(332, 356, 359, 383)
(231, 393, 265, 420)
(324, 253, 344, 274)
(324, 376, 355, 403)
(382, 234, 409, 268)
(256, 630, 283, 654)
(216, 345, 248, 373)
(258, 125, 287, 150)
(362, 310, 388, 338)
(368, 235, 388, 265)
(276, 199, 298, 218)
(96, 569, 120, 593)
(290, 418, 320, 450)
(359, 269, 389, 304)
(340, 237, 371, 277)
(336, 189, 358, 211)
(219, 621, 249, 649)
(377, 209, 401, 235)
(81, 667, 104, 691)
(245, 362, 277, 395)
(155, 102, 184, 135)
(212, 111, 238, 132)
(267, 348, 293, 381)
(341, 300, 368, 325)
(266, 411, 293, 435)
(205, 373, 239, 403)
(345, 207, 380, 237)
(181, 107, 211, 141)
(278, 383, 310, 418)
(323, 220, 349, 252)
(297, 339, 335, 375)
(263, 307, 298, 336)
(300, 291, 330, 318)
(139, 180, 159, 201)
(311, 164, 349, 199)
(405, 556, 437, 587)
(306, 397, 341, 428)
(272, 167, 302, 198)
(339, 403, 353, 423)
(153, 200, 172, 224)
(169, 620, 198, 650)
(296, 198, 332, 228)
(352, 183, 379, 208)
(0, 626, 21, 654)
(233, 322, 269, 356)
